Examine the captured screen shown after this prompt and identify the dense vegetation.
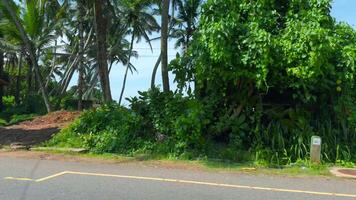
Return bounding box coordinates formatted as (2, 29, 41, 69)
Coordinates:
(1, 0, 356, 166)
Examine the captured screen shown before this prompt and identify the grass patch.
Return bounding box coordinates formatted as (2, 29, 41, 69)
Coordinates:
(8, 114, 37, 125)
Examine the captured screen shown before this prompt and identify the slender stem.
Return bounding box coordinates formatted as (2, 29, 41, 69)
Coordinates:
(15, 53, 23, 105)
(151, 53, 162, 90)
(118, 34, 135, 106)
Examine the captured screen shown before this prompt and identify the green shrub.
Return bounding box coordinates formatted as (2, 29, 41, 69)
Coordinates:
(46, 123, 83, 148)
(60, 95, 78, 111)
(2, 96, 15, 108)
(23, 94, 47, 114)
(173, 100, 207, 150)
(0, 118, 7, 126)
(128, 88, 210, 156)
(8, 114, 37, 125)
(49, 104, 150, 154)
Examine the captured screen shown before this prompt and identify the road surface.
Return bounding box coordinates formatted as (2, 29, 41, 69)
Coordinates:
(0, 153, 356, 200)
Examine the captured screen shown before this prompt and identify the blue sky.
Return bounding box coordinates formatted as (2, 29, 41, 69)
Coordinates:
(109, 0, 356, 105)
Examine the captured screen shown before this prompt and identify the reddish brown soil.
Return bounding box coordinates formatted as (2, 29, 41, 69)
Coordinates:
(0, 111, 81, 146)
(338, 169, 356, 176)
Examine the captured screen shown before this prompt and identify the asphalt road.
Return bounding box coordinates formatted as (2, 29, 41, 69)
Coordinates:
(0, 154, 356, 200)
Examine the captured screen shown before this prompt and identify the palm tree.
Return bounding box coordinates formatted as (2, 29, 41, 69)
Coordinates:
(118, 0, 159, 105)
(171, 0, 201, 50)
(150, 0, 180, 90)
(0, 49, 3, 111)
(0, 0, 65, 112)
(1, 0, 53, 112)
(77, 0, 85, 110)
(58, 0, 135, 106)
(94, 0, 112, 103)
(161, 0, 170, 92)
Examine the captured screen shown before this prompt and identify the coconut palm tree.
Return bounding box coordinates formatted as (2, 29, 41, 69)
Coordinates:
(150, 0, 181, 90)
(161, 0, 170, 92)
(0, 49, 3, 111)
(117, 0, 159, 105)
(94, 0, 112, 103)
(77, 0, 85, 110)
(0, 0, 53, 112)
(0, 0, 65, 112)
(171, 0, 201, 50)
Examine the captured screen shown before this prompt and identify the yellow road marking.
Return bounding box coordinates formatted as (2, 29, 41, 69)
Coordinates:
(35, 171, 69, 182)
(4, 177, 34, 181)
(4, 170, 356, 198)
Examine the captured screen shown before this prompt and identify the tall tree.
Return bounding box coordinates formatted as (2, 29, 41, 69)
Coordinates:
(171, 0, 201, 50)
(77, 0, 85, 110)
(1, 0, 52, 112)
(0, 50, 3, 111)
(94, 0, 112, 103)
(118, 0, 159, 105)
(161, 0, 170, 92)
(15, 52, 22, 105)
(150, 0, 180, 90)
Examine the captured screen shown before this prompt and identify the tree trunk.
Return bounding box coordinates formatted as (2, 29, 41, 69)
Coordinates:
(118, 34, 135, 106)
(2, 0, 52, 112)
(27, 58, 32, 94)
(77, 0, 85, 111)
(45, 40, 57, 89)
(150, 54, 161, 90)
(0, 51, 4, 111)
(15, 53, 23, 105)
(161, 0, 170, 92)
(94, 0, 112, 103)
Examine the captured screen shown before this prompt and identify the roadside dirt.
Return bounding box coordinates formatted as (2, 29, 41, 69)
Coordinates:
(0, 150, 205, 172)
(0, 111, 81, 146)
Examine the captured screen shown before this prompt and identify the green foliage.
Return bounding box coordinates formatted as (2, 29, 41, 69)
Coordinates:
(46, 124, 84, 148)
(59, 95, 78, 111)
(2, 96, 15, 108)
(8, 114, 36, 125)
(22, 94, 47, 114)
(49, 104, 150, 154)
(42, 0, 356, 168)
(0, 118, 7, 126)
(128, 88, 209, 154)
(0, 95, 43, 125)
(169, 0, 356, 165)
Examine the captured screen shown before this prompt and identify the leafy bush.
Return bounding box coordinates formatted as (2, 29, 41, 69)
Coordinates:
(2, 96, 15, 108)
(49, 0, 356, 167)
(22, 94, 47, 114)
(46, 124, 83, 148)
(128, 88, 209, 156)
(168, 0, 356, 165)
(8, 114, 37, 125)
(59, 95, 78, 111)
(49, 104, 150, 154)
(0, 118, 7, 126)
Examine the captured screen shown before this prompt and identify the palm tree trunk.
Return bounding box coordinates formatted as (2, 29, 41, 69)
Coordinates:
(15, 53, 23, 105)
(1, 0, 52, 113)
(45, 40, 57, 89)
(94, 0, 112, 103)
(78, 0, 85, 111)
(161, 0, 170, 92)
(27, 58, 32, 94)
(151, 4, 175, 90)
(118, 34, 135, 106)
(0, 51, 4, 111)
(151, 53, 161, 90)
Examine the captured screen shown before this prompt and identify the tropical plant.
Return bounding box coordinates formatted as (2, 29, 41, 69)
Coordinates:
(117, 0, 159, 105)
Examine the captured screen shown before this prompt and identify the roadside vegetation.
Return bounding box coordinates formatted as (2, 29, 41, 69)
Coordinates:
(1, 0, 355, 169)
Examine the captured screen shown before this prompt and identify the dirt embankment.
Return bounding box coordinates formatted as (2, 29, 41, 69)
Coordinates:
(0, 111, 81, 146)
